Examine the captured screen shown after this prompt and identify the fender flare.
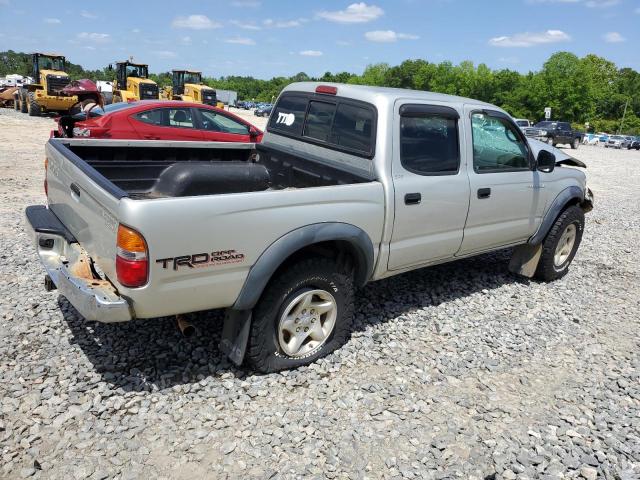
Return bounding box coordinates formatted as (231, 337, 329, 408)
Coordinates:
(529, 186, 584, 245)
(232, 222, 375, 311)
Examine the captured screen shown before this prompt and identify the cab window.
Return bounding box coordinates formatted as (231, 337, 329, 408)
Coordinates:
(471, 113, 529, 172)
(400, 115, 459, 175)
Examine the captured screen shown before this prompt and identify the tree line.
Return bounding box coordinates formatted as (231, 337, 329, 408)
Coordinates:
(2, 50, 638, 134)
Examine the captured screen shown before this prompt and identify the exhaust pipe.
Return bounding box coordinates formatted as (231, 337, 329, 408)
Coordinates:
(176, 314, 195, 337)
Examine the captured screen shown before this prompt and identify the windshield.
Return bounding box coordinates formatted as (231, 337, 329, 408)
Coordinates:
(534, 121, 557, 129)
(515, 120, 529, 127)
(126, 64, 148, 78)
(38, 56, 65, 71)
(183, 72, 202, 84)
(610, 136, 623, 140)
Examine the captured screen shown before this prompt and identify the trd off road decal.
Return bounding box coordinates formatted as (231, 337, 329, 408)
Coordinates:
(156, 250, 245, 270)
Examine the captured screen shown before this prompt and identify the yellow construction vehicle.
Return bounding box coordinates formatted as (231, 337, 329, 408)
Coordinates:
(111, 60, 159, 103)
(16, 53, 78, 116)
(169, 70, 219, 106)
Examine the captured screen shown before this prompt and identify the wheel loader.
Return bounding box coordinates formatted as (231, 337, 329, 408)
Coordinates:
(166, 70, 220, 106)
(16, 53, 78, 116)
(111, 60, 159, 103)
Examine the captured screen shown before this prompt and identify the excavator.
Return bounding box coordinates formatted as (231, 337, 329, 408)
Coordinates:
(110, 60, 159, 103)
(163, 70, 219, 106)
(16, 53, 79, 116)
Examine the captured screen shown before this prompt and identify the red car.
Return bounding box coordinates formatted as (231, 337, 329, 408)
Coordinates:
(53, 101, 263, 142)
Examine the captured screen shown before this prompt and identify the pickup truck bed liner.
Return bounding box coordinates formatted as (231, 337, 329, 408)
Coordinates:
(65, 142, 370, 199)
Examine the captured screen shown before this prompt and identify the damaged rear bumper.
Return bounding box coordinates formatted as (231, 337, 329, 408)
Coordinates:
(25, 205, 133, 323)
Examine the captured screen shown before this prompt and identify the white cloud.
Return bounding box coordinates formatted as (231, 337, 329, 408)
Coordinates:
(225, 36, 256, 45)
(172, 15, 221, 30)
(263, 18, 305, 28)
(179, 36, 192, 45)
(603, 31, 625, 42)
(299, 50, 323, 57)
(364, 30, 419, 43)
(231, 0, 261, 6)
(336, 40, 351, 46)
(44, 18, 61, 24)
(489, 29, 571, 47)
(76, 32, 111, 44)
(152, 50, 177, 58)
(585, 0, 619, 7)
(80, 10, 97, 19)
(132, 28, 141, 33)
(318, 3, 383, 23)
(230, 20, 261, 30)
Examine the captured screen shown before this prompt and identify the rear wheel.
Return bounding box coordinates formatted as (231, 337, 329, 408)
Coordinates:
(534, 205, 584, 282)
(27, 92, 41, 117)
(13, 94, 19, 110)
(246, 257, 355, 373)
(571, 138, 580, 149)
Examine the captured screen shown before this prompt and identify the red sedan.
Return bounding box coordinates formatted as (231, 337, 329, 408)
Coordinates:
(54, 101, 263, 142)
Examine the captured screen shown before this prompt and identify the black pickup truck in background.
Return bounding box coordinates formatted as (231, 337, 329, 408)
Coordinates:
(523, 121, 584, 149)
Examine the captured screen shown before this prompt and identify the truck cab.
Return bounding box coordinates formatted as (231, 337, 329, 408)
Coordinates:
(170, 70, 217, 106)
(112, 61, 159, 103)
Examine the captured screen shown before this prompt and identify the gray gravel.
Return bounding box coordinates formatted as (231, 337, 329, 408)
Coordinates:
(1, 108, 639, 479)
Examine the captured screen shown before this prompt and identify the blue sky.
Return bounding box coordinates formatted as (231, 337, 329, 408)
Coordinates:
(0, 0, 638, 78)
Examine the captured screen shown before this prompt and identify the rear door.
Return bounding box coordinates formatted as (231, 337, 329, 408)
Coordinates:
(130, 107, 204, 141)
(194, 108, 252, 142)
(458, 107, 546, 254)
(388, 102, 471, 270)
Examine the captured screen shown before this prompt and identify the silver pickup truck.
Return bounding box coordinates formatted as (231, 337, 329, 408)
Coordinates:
(26, 82, 593, 372)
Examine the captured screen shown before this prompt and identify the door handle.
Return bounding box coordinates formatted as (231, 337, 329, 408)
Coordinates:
(404, 193, 421, 205)
(477, 188, 491, 199)
(70, 183, 81, 197)
(144, 135, 160, 140)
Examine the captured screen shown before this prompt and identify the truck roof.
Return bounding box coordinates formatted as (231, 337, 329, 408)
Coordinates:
(282, 82, 499, 110)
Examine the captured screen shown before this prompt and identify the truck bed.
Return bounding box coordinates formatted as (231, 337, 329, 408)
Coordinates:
(59, 139, 371, 199)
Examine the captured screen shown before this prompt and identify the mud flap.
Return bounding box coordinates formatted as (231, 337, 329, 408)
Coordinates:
(219, 309, 252, 366)
(508, 244, 542, 278)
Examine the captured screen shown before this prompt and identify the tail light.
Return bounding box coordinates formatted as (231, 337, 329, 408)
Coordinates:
(116, 224, 148, 288)
(44, 157, 48, 197)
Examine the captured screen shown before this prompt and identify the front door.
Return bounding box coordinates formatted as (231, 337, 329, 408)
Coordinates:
(458, 108, 546, 255)
(388, 102, 471, 270)
(130, 107, 204, 141)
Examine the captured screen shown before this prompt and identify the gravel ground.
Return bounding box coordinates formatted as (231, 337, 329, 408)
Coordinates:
(1, 107, 639, 480)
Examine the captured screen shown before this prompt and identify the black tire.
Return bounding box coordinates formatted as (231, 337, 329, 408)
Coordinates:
(571, 138, 579, 149)
(101, 92, 113, 105)
(27, 92, 41, 116)
(19, 92, 28, 113)
(534, 205, 585, 282)
(13, 95, 19, 111)
(246, 257, 355, 373)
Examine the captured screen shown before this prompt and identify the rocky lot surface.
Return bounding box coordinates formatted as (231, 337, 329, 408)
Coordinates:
(0, 107, 639, 479)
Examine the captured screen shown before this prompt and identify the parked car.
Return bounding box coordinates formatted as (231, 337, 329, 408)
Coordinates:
(629, 137, 640, 150)
(52, 101, 263, 143)
(27, 82, 593, 372)
(523, 121, 583, 149)
(514, 119, 532, 129)
(597, 133, 610, 144)
(582, 133, 600, 146)
(605, 135, 630, 149)
(254, 104, 272, 117)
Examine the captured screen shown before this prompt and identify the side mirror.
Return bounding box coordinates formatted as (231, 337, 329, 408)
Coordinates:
(537, 149, 556, 173)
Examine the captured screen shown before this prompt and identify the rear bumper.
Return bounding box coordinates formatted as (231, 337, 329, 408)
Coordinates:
(25, 205, 132, 323)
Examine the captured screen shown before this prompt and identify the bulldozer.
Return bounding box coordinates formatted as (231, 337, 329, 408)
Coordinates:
(111, 60, 159, 103)
(16, 53, 78, 116)
(165, 70, 219, 106)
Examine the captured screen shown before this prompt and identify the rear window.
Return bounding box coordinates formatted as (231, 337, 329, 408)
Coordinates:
(268, 92, 376, 157)
(269, 95, 307, 136)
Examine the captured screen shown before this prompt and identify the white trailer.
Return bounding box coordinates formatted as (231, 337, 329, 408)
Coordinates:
(214, 89, 237, 106)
